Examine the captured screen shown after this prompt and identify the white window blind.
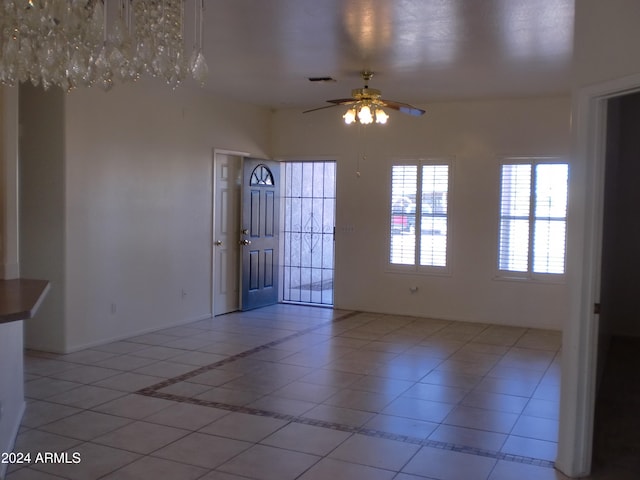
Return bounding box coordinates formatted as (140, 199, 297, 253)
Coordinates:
(420, 165, 449, 267)
(498, 161, 568, 276)
(390, 162, 450, 269)
(390, 166, 417, 265)
(533, 164, 568, 274)
(499, 164, 531, 272)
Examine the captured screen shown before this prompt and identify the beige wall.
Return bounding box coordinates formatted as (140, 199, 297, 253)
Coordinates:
(20, 80, 271, 352)
(20, 84, 67, 352)
(63, 82, 271, 351)
(573, 0, 640, 88)
(1, 87, 19, 279)
(273, 96, 571, 329)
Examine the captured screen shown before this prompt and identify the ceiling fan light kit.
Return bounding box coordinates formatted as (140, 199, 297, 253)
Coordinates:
(343, 104, 389, 125)
(304, 70, 425, 125)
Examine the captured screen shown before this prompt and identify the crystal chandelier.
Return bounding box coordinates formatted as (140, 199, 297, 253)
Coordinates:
(0, 0, 208, 91)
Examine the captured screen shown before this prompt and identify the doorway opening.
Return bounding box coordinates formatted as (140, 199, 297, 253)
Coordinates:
(281, 161, 336, 306)
(590, 92, 640, 477)
(212, 152, 281, 315)
(558, 73, 640, 478)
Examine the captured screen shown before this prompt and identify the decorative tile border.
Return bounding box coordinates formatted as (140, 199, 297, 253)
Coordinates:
(136, 309, 555, 469)
(137, 310, 362, 395)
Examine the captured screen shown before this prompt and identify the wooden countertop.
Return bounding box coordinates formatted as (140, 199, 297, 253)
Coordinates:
(0, 279, 50, 324)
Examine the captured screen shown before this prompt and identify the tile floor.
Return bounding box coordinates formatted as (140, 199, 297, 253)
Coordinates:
(6, 305, 573, 480)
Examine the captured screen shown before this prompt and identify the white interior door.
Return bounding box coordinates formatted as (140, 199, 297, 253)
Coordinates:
(212, 152, 242, 315)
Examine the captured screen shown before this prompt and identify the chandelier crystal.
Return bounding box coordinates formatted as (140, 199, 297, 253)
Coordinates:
(0, 0, 208, 91)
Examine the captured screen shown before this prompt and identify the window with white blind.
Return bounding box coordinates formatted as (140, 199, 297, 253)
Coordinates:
(498, 160, 568, 278)
(390, 162, 450, 271)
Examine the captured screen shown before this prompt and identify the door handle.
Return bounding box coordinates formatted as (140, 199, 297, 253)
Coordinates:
(239, 239, 251, 246)
(214, 240, 223, 246)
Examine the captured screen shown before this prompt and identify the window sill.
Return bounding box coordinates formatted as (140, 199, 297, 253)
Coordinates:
(493, 272, 566, 285)
(386, 265, 452, 277)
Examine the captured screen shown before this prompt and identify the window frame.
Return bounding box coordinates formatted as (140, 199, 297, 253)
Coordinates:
(495, 156, 568, 282)
(388, 158, 453, 275)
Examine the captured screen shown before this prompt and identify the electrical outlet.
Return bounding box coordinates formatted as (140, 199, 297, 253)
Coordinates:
(110, 303, 117, 315)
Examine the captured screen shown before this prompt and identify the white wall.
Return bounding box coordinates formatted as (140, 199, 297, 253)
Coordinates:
(273, 96, 571, 330)
(573, 0, 640, 89)
(1, 87, 19, 279)
(0, 87, 25, 480)
(61, 81, 270, 351)
(19, 85, 67, 353)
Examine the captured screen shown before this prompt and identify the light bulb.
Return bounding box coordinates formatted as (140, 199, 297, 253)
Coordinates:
(375, 108, 389, 124)
(343, 108, 356, 124)
(358, 105, 373, 124)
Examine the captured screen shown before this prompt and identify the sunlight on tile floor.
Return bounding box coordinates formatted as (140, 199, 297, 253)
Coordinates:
(7, 305, 573, 480)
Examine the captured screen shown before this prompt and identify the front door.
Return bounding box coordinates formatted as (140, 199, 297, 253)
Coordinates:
(241, 159, 280, 310)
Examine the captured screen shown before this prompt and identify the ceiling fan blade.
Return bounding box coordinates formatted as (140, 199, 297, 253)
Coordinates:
(379, 99, 426, 116)
(303, 99, 357, 114)
(325, 98, 357, 105)
(302, 104, 342, 114)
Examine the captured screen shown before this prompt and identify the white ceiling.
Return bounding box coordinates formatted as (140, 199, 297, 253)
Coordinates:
(194, 0, 575, 110)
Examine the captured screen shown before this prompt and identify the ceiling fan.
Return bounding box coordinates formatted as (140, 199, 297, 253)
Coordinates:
(303, 71, 426, 124)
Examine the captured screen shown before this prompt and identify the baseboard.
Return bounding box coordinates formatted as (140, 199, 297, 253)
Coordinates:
(49, 313, 215, 354)
(334, 303, 562, 332)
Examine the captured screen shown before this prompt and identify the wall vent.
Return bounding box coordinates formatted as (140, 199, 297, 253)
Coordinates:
(307, 77, 336, 83)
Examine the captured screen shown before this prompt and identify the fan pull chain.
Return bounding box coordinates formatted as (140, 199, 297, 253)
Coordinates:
(356, 123, 368, 177)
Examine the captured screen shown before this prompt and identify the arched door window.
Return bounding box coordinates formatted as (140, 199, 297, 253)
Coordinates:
(250, 164, 274, 186)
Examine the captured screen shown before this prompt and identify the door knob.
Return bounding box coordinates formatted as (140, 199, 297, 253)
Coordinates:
(239, 239, 251, 246)
(214, 240, 223, 246)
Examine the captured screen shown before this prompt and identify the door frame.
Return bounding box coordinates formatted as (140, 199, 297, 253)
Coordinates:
(279, 159, 337, 306)
(211, 148, 249, 316)
(556, 73, 640, 477)
(275, 155, 338, 306)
